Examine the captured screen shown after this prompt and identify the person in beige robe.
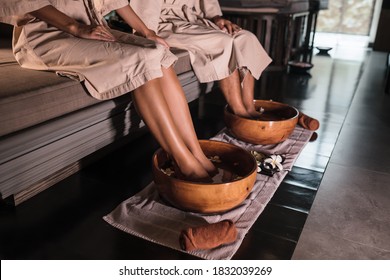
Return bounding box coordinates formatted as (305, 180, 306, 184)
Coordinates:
(0, 0, 216, 180)
(131, 0, 272, 119)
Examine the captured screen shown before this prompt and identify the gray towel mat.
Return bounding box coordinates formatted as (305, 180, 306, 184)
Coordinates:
(103, 126, 313, 260)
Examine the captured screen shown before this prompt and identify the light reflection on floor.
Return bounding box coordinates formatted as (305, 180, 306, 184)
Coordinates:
(313, 32, 370, 61)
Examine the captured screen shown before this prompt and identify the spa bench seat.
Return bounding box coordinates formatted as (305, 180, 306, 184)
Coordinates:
(0, 23, 212, 205)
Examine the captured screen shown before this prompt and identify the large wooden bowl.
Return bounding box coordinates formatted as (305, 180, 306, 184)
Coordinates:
(152, 140, 257, 214)
(224, 100, 299, 145)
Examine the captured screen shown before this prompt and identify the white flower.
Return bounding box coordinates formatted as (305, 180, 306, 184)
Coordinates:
(208, 155, 222, 163)
(161, 167, 175, 176)
(263, 155, 284, 171)
(258, 107, 265, 114)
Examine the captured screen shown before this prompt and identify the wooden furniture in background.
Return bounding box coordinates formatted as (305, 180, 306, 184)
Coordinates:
(221, 6, 310, 70)
(220, 1, 329, 69)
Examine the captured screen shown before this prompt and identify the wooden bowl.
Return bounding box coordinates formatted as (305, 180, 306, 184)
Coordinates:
(152, 140, 257, 214)
(288, 61, 314, 74)
(224, 100, 299, 145)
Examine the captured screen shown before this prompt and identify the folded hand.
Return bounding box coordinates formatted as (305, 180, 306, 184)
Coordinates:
(213, 16, 241, 34)
(74, 23, 116, 42)
(145, 30, 170, 48)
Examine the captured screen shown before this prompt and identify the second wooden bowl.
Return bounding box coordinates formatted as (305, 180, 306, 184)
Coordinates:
(224, 100, 299, 145)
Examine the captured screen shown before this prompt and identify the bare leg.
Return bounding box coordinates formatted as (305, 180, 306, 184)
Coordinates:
(218, 69, 251, 118)
(158, 67, 216, 174)
(241, 73, 262, 118)
(132, 77, 209, 180)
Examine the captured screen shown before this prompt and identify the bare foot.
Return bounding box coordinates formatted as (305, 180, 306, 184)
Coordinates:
(194, 152, 218, 176)
(174, 157, 211, 182)
(247, 106, 264, 119)
(233, 110, 252, 119)
(248, 110, 263, 119)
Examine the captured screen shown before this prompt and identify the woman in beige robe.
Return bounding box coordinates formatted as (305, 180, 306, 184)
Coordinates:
(0, 0, 216, 180)
(131, 0, 272, 118)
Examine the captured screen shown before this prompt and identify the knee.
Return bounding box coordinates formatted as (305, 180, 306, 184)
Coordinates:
(235, 29, 258, 42)
(217, 32, 236, 46)
(143, 43, 168, 58)
(233, 29, 264, 50)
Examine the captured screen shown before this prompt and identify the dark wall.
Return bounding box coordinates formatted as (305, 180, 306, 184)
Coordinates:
(382, 0, 390, 9)
(373, 1, 390, 51)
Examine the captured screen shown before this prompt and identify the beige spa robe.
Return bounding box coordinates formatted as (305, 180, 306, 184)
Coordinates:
(0, 0, 177, 100)
(131, 0, 272, 83)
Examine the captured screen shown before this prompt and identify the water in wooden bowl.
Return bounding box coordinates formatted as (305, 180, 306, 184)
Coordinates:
(152, 140, 257, 214)
(224, 100, 299, 145)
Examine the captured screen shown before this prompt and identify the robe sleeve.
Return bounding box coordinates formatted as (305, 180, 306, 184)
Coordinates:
(0, 0, 51, 26)
(130, 0, 162, 32)
(201, 0, 222, 19)
(94, 0, 129, 17)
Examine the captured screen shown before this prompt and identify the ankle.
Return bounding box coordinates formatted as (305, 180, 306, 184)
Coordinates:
(231, 107, 251, 118)
(175, 156, 210, 180)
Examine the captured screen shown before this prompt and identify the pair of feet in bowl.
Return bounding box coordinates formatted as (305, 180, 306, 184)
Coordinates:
(162, 157, 241, 183)
(163, 154, 218, 183)
(232, 105, 264, 119)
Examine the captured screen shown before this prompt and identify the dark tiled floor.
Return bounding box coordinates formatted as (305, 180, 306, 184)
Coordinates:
(293, 49, 390, 259)
(253, 203, 309, 242)
(269, 181, 318, 214)
(1, 41, 384, 260)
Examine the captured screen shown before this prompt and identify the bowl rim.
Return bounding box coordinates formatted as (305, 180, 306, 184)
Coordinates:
(224, 99, 299, 123)
(152, 139, 258, 186)
(288, 61, 314, 69)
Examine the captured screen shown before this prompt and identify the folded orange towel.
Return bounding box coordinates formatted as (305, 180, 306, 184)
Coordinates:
(179, 220, 237, 251)
(298, 112, 320, 131)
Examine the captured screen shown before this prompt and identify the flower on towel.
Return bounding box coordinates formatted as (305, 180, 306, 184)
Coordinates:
(263, 155, 284, 171)
(250, 150, 284, 176)
(251, 151, 264, 173)
(256, 162, 262, 173)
